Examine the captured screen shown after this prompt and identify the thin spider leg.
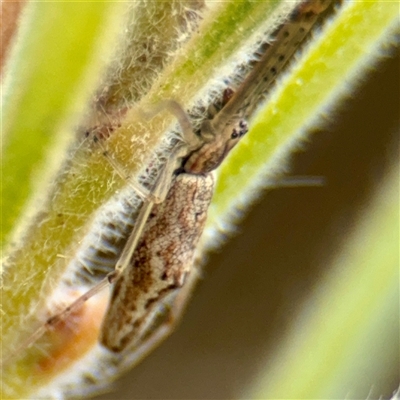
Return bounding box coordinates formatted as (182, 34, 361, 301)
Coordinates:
(138, 99, 201, 150)
(92, 135, 151, 200)
(1, 276, 112, 367)
(92, 99, 201, 201)
(114, 144, 187, 275)
(211, 0, 334, 132)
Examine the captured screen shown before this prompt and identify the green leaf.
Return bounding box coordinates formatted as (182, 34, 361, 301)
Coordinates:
(210, 0, 399, 230)
(1, 1, 127, 245)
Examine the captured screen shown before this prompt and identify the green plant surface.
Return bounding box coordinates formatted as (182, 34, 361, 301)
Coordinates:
(1, 0, 398, 398)
(1, 1, 127, 246)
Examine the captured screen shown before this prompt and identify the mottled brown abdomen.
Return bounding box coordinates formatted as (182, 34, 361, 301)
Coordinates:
(100, 173, 214, 352)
